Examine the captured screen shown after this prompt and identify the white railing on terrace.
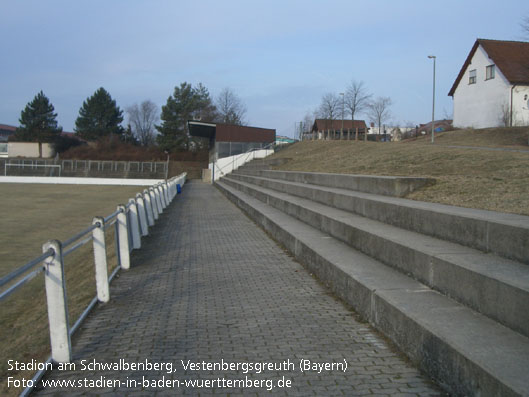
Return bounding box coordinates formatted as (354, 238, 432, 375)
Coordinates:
(210, 143, 275, 181)
(4, 162, 62, 176)
(0, 172, 187, 396)
(1, 159, 168, 176)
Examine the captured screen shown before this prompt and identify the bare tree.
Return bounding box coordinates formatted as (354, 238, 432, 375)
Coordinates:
(366, 96, 393, 134)
(345, 80, 371, 122)
(302, 111, 314, 133)
(521, 15, 529, 39)
(216, 88, 247, 125)
(318, 93, 341, 130)
(126, 100, 159, 146)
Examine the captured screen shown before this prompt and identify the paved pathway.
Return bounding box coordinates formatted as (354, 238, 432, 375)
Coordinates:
(35, 181, 443, 396)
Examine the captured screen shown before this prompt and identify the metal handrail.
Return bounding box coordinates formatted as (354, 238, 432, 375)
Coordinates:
(104, 209, 122, 223)
(0, 266, 46, 302)
(0, 249, 54, 289)
(62, 224, 99, 248)
(63, 235, 93, 258)
(214, 142, 276, 176)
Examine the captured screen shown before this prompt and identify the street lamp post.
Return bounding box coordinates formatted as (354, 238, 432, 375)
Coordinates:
(428, 55, 436, 144)
(340, 92, 345, 140)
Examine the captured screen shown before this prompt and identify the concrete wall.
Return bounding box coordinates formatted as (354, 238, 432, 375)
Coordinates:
(453, 45, 511, 128)
(8, 142, 55, 158)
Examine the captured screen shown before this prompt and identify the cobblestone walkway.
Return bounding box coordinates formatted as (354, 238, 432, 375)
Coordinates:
(35, 181, 442, 396)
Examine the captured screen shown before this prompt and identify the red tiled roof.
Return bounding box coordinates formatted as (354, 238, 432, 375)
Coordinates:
(448, 39, 529, 96)
(312, 119, 367, 132)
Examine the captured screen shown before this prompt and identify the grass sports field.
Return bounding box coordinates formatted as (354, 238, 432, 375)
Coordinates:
(0, 183, 143, 396)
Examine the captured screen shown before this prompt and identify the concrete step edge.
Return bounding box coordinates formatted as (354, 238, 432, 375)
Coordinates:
(222, 176, 529, 337)
(216, 180, 529, 397)
(234, 168, 436, 197)
(227, 172, 529, 265)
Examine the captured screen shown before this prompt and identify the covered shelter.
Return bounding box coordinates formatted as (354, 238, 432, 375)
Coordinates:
(304, 119, 367, 140)
(188, 121, 276, 161)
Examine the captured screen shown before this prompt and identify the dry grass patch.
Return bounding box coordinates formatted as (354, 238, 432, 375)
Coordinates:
(0, 184, 142, 396)
(270, 137, 529, 215)
(407, 126, 529, 149)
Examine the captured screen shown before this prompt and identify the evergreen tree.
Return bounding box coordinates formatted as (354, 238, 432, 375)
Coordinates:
(14, 91, 62, 142)
(75, 87, 124, 141)
(156, 82, 217, 152)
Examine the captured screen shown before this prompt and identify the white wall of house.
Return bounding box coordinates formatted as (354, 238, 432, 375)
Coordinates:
(8, 142, 55, 158)
(452, 45, 511, 128)
(512, 85, 529, 126)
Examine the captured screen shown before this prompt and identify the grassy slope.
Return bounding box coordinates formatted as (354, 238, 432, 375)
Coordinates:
(270, 127, 529, 216)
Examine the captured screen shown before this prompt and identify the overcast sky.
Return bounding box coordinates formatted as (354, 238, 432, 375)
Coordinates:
(1, 0, 528, 137)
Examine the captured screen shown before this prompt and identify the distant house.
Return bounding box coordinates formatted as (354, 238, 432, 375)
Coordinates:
(449, 39, 529, 128)
(275, 135, 296, 145)
(0, 124, 16, 142)
(304, 119, 367, 140)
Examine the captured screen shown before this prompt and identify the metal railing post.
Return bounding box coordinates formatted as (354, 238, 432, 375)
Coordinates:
(117, 205, 130, 269)
(92, 217, 109, 303)
(128, 198, 141, 250)
(144, 189, 155, 225)
(42, 240, 72, 363)
(136, 193, 148, 236)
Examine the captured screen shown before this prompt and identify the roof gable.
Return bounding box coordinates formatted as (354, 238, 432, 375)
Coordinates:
(449, 39, 529, 96)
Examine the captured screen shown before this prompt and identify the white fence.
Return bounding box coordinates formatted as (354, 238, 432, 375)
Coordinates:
(210, 149, 274, 181)
(0, 172, 187, 396)
(0, 176, 165, 186)
(1, 159, 168, 178)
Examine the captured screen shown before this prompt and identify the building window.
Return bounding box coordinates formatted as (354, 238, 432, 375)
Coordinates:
(486, 65, 495, 80)
(469, 69, 476, 84)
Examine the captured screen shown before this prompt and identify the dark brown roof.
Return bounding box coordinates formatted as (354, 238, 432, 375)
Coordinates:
(188, 121, 275, 143)
(312, 119, 367, 132)
(216, 123, 275, 143)
(448, 39, 529, 96)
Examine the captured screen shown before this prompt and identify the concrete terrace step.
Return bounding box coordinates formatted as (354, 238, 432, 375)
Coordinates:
(222, 175, 529, 338)
(235, 168, 436, 197)
(230, 171, 529, 265)
(216, 180, 529, 397)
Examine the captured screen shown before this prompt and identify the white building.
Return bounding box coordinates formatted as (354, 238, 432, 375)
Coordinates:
(449, 39, 529, 128)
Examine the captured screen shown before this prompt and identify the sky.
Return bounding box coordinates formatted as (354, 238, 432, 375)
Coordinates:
(1, 0, 528, 138)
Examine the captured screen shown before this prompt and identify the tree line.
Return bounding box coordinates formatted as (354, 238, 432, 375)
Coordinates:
(302, 80, 393, 137)
(11, 83, 248, 153)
